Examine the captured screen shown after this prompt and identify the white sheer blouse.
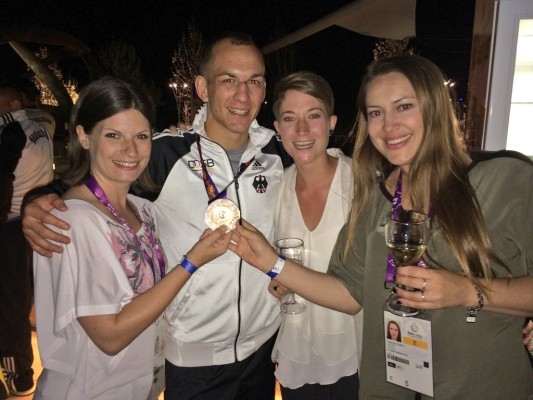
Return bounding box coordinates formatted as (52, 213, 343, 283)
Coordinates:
(273, 148, 363, 389)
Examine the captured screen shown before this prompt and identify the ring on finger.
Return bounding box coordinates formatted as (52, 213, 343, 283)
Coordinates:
(421, 291, 426, 302)
(421, 279, 427, 291)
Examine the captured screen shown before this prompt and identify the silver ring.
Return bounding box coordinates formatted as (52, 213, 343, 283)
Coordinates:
(422, 279, 427, 291)
(421, 292, 426, 302)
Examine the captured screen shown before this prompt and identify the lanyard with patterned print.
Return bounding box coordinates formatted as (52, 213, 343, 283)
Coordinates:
(195, 134, 255, 204)
(385, 172, 429, 285)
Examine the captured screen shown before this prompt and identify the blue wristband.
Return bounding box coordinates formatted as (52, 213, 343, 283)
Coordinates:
(179, 256, 198, 275)
(266, 255, 286, 279)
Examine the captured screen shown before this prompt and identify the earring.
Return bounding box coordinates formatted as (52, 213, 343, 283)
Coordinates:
(329, 129, 334, 136)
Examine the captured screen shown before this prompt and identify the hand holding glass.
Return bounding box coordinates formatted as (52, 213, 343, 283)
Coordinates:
(276, 238, 306, 314)
(385, 210, 430, 317)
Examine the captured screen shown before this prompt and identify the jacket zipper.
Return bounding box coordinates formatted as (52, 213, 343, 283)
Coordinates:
(233, 178, 243, 361)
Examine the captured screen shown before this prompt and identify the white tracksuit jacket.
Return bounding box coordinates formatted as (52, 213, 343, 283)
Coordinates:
(147, 105, 292, 367)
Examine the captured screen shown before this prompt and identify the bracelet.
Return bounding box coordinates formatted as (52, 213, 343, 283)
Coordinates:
(179, 255, 198, 275)
(266, 256, 286, 279)
(466, 285, 484, 323)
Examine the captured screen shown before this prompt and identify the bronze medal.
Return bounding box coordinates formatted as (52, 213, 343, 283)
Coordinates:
(205, 199, 240, 231)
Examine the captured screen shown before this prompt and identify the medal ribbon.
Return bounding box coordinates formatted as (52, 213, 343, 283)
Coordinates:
(385, 172, 428, 285)
(195, 134, 255, 204)
(85, 175, 166, 283)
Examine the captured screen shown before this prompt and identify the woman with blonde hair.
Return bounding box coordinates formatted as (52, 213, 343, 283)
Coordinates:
(270, 71, 362, 399)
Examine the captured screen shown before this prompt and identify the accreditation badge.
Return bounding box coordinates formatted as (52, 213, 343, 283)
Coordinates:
(205, 198, 240, 231)
(149, 314, 166, 399)
(384, 311, 433, 397)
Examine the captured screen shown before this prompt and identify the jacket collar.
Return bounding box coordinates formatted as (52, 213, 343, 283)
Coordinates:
(0, 109, 28, 128)
(191, 104, 275, 156)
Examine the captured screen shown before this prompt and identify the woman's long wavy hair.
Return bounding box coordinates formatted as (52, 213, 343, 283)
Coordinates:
(346, 55, 505, 291)
(63, 76, 156, 193)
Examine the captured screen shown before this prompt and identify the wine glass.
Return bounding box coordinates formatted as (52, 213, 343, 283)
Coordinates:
(385, 210, 430, 317)
(276, 238, 306, 315)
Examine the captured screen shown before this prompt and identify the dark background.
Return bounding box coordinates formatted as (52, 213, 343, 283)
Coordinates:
(0, 0, 475, 135)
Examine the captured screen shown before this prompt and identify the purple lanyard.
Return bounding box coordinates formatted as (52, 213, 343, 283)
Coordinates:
(385, 173, 427, 285)
(85, 175, 166, 282)
(195, 134, 254, 204)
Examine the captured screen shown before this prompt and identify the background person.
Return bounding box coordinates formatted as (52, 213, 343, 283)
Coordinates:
(15, 77, 56, 138)
(21, 33, 292, 400)
(32, 76, 231, 399)
(0, 80, 53, 398)
(269, 71, 362, 400)
(228, 55, 533, 399)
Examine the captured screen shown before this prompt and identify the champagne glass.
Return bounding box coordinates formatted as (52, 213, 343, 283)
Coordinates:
(385, 210, 430, 317)
(276, 238, 306, 315)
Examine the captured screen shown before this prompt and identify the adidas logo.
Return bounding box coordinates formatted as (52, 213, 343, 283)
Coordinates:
(251, 160, 265, 171)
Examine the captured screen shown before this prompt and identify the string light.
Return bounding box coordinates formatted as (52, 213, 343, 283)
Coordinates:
(32, 47, 79, 106)
(444, 79, 456, 88)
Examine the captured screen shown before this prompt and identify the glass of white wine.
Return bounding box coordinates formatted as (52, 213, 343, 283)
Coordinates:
(276, 238, 306, 315)
(385, 210, 430, 317)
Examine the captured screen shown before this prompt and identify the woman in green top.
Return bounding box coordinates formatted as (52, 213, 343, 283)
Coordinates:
(229, 55, 533, 399)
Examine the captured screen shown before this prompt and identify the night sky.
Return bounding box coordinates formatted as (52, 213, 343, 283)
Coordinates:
(0, 0, 475, 133)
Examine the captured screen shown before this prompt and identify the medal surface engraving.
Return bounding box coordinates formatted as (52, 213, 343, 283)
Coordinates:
(205, 199, 240, 231)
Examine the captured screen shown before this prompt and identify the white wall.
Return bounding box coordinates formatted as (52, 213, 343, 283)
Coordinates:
(484, 0, 533, 156)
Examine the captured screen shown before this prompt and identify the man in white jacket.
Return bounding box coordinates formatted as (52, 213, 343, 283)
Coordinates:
(148, 33, 291, 399)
